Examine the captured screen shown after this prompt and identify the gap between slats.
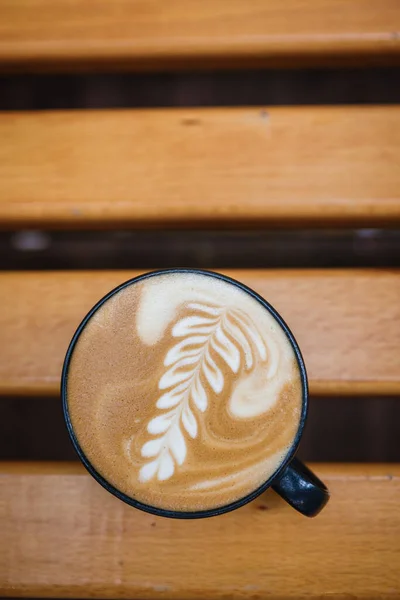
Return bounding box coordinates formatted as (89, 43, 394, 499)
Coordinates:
(2, 396, 400, 462)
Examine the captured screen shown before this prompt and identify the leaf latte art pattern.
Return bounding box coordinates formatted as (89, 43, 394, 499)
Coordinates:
(139, 303, 267, 482)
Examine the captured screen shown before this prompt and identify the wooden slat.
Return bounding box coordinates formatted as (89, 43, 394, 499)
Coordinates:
(1, 269, 399, 396)
(0, 0, 399, 71)
(1, 462, 399, 598)
(1, 106, 399, 229)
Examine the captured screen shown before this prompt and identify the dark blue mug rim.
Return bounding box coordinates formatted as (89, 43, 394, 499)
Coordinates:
(61, 268, 308, 519)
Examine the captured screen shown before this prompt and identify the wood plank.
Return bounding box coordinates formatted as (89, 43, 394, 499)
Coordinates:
(0, 106, 399, 229)
(0, 0, 399, 71)
(1, 462, 399, 598)
(1, 269, 399, 396)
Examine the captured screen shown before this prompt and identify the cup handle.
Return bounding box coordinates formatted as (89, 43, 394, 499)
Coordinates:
(272, 458, 330, 517)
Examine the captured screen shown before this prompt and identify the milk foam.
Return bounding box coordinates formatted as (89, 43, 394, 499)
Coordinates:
(67, 272, 303, 512)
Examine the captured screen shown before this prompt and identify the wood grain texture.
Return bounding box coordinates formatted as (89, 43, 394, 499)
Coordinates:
(1, 462, 399, 598)
(1, 269, 400, 396)
(0, 0, 399, 71)
(1, 106, 399, 229)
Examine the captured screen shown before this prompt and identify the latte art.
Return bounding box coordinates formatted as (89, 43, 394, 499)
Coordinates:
(139, 303, 269, 483)
(66, 272, 303, 512)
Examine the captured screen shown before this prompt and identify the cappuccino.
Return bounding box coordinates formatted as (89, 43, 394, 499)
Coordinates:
(66, 271, 303, 512)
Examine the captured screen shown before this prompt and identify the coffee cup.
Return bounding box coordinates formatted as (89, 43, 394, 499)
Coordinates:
(62, 269, 329, 518)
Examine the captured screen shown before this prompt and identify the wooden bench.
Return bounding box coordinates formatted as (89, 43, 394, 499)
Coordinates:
(1, 1, 400, 598)
(1, 106, 399, 229)
(1, 0, 400, 70)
